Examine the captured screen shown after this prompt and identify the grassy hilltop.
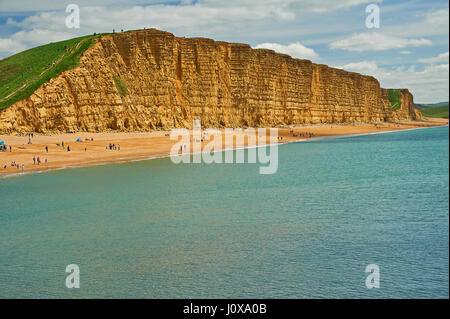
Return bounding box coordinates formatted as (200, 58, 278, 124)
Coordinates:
(415, 101, 449, 109)
(0, 34, 107, 110)
(420, 104, 449, 118)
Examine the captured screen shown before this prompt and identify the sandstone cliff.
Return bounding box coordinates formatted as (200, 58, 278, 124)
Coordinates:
(0, 29, 421, 134)
(391, 89, 422, 121)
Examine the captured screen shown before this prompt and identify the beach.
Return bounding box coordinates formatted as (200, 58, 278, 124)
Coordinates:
(0, 118, 448, 177)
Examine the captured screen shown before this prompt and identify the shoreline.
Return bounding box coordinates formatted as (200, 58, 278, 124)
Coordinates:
(1, 118, 448, 179)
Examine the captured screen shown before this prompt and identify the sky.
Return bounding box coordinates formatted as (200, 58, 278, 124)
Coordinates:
(0, 0, 448, 103)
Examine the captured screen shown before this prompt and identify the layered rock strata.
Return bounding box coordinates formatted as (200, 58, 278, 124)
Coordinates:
(0, 29, 421, 133)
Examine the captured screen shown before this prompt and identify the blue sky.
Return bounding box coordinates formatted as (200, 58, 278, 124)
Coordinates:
(0, 0, 448, 103)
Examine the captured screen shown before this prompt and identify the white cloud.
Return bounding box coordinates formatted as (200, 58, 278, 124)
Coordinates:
(5, 0, 361, 57)
(290, 0, 381, 13)
(0, 2, 298, 57)
(254, 42, 319, 59)
(418, 51, 449, 64)
(0, 0, 379, 13)
(336, 61, 449, 103)
(0, 0, 164, 12)
(383, 8, 449, 38)
(0, 38, 27, 56)
(330, 32, 433, 52)
(400, 50, 411, 55)
(10, 29, 73, 46)
(0, 28, 74, 56)
(338, 61, 378, 74)
(3, 2, 298, 38)
(424, 8, 449, 29)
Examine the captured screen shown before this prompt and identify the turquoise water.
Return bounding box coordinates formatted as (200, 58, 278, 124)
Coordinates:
(0, 126, 448, 298)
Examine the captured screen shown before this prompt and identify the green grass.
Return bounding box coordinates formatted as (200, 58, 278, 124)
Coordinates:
(387, 89, 403, 111)
(420, 105, 449, 118)
(0, 33, 107, 110)
(113, 75, 128, 96)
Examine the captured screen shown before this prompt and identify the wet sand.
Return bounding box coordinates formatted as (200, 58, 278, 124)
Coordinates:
(0, 118, 448, 177)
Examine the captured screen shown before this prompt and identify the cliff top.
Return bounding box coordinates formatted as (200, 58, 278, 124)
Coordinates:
(0, 33, 107, 110)
(0, 28, 404, 111)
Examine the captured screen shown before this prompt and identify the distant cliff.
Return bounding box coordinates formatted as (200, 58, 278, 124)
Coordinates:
(391, 89, 422, 121)
(0, 29, 421, 134)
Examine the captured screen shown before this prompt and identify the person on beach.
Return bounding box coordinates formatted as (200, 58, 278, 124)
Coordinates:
(33, 156, 36, 165)
(67, 145, 70, 152)
(45, 146, 48, 153)
(62, 141, 65, 149)
(118, 144, 120, 151)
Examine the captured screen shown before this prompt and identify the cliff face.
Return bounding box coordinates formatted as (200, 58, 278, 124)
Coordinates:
(391, 89, 422, 121)
(0, 29, 421, 134)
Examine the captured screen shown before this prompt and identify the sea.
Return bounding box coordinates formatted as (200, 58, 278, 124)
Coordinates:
(0, 126, 448, 298)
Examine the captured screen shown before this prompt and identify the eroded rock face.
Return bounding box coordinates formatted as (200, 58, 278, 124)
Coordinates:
(391, 89, 422, 121)
(0, 29, 421, 134)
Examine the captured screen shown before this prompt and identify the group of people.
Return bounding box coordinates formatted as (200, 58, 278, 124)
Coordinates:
(1, 135, 124, 174)
(0, 145, 10, 152)
(179, 144, 187, 153)
(107, 143, 120, 151)
(190, 132, 209, 144)
(3, 162, 24, 172)
(290, 130, 315, 138)
(1, 141, 19, 170)
(1, 140, 19, 171)
(32, 156, 47, 166)
(57, 141, 71, 152)
(26, 133, 34, 144)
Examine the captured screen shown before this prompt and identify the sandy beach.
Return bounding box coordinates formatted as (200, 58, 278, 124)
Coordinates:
(0, 118, 448, 177)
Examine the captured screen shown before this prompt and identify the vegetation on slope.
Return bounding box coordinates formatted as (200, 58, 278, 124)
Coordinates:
(420, 105, 449, 118)
(0, 34, 107, 110)
(113, 75, 128, 96)
(387, 89, 403, 111)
